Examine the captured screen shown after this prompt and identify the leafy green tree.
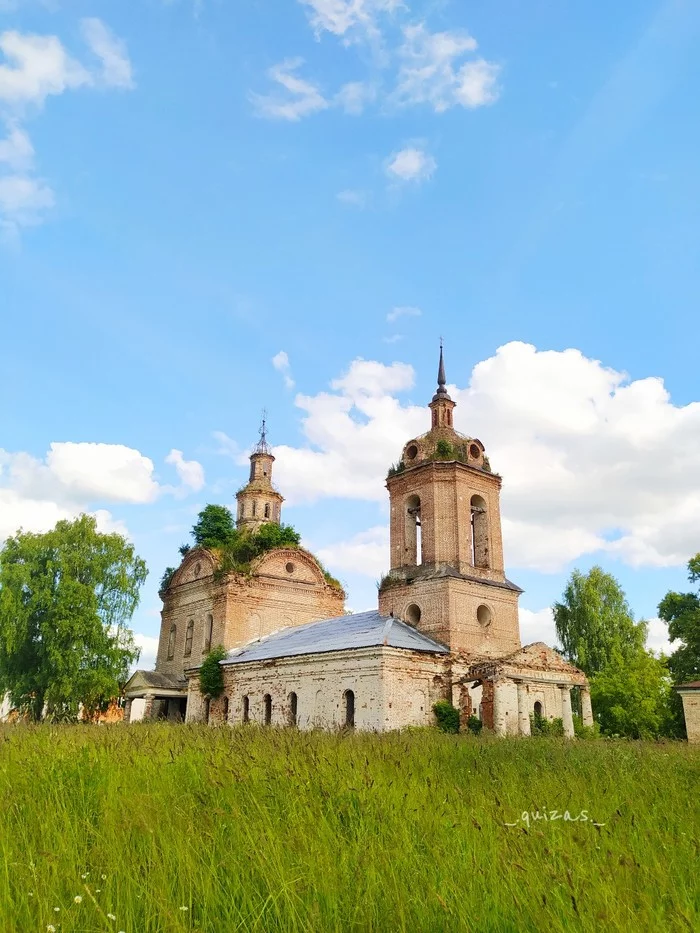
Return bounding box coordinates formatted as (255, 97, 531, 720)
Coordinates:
(590, 648, 674, 739)
(199, 646, 227, 699)
(191, 505, 236, 549)
(0, 515, 146, 721)
(553, 566, 646, 676)
(658, 554, 700, 686)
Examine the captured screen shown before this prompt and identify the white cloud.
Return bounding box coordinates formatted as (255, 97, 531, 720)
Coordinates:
(645, 617, 673, 657)
(337, 188, 367, 208)
(387, 305, 421, 323)
(132, 633, 159, 671)
(383, 333, 404, 344)
(335, 80, 375, 114)
(250, 58, 329, 121)
(165, 449, 205, 493)
(299, 0, 401, 42)
(385, 145, 436, 184)
(519, 607, 558, 647)
(262, 342, 700, 573)
(316, 525, 388, 578)
(45, 443, 160, 504)
(394, 24, 500, 112)
(81, 18, 134, 90)
(0, 122, 33, 170)
(0, 30, 90, 105)
(272, 350, 295, 389)
(0, 172, 53, 226)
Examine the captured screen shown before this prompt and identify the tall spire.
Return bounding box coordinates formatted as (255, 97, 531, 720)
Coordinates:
(254, 409, 271, 455)
(436, 339, 447, 395)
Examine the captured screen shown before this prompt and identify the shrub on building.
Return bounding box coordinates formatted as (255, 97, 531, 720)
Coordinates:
(433, 700, 460, 733)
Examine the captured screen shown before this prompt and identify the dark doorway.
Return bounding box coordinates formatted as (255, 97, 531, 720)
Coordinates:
(344, 690, 355, 729)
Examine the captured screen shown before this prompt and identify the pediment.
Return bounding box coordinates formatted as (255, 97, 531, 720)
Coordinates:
(252, 547, 327, 587)
(170, 548, 218, 588)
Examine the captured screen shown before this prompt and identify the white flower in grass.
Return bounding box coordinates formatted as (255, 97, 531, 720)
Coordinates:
(81, 873, 89, 879)
(107, 913, 116, 920)
(47, 926, 56, 932)
(74, 895, 83, 904)
(96, 888, 101, 893)
(101, 874, 107, 880)
(179, 905, 188, 911)
(53, 907, 60, 912)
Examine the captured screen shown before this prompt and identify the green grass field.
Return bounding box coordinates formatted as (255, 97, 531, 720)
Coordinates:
(1, 725, 698, 933)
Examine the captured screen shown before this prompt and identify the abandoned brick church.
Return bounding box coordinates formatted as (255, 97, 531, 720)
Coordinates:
(125, 348, 592, 735)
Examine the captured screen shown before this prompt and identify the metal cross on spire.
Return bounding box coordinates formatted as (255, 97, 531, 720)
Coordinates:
(254, 409, 271, 454)
(436, 338, 447, 395)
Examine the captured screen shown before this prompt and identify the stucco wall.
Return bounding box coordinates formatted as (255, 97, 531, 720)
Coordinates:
(680, 691, 700, 744)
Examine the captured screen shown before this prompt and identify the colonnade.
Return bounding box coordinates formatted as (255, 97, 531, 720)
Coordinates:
(492, 680, 593, 737)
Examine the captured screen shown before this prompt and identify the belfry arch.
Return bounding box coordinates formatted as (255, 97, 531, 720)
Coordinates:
(405, 494, 422, 566)
(470, 495, 489, 568)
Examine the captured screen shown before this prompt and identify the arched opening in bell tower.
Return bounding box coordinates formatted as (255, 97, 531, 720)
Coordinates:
(470, 495, 489, 568)
(405, 494, 422, 566)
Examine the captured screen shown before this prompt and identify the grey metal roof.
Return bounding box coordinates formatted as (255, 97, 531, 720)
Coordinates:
(221, 610, 448, 665)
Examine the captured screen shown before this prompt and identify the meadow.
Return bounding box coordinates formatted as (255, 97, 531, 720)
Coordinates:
(0, 725, 698, 933)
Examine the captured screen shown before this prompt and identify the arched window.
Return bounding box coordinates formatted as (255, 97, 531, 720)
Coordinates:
(446, 409, 452, 426)
(288, 692, 298, 727)
(242, 695, 250, 723)
(263, 694, 272, 726)
(203, 614, 213, 654)
(264, 503, 270, 519)
(432, 409, 438, 427)
(470, 495, 489, 568)
(252, 501, 257, 517)
(184, 619, 194, 657)
(405, 494, 422, 566)
(344, 690, 355, 729)
(167, 624, 176, 660)
(222, 696, 229, 722)
(204, 697, 211, 724)
(534, 701, 543, 718)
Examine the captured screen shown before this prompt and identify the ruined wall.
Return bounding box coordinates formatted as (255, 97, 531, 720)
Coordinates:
(186, 647, 447, 732)
(680, 691, 700, 744)
(156, 547, 344, 681)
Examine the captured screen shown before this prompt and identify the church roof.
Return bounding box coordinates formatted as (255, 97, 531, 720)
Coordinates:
(221, 610, 449, 665)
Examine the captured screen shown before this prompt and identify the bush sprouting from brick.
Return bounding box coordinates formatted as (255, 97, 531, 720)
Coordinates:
(433, 700, 460, 733)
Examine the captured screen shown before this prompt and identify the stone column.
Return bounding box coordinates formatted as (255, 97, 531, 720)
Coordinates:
(123, 698, 132, 725)
(493, 681, 507, 736)
(581, 687, 593, 727)
(143, 693, 155, 721)
(560, 686, 575, 738)
(517, 682, 531, 736)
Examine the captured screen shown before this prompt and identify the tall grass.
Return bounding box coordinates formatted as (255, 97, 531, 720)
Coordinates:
(0, 725, 698, 932)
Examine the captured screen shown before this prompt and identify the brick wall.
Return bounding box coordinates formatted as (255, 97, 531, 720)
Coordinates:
(680, 691, 700, 744)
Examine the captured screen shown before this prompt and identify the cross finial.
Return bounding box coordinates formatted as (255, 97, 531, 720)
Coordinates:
(254, 409, 271, 454)
(436, 340, 447, 395)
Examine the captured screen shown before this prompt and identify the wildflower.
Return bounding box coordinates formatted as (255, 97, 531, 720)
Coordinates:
(28, 892, 33, 897)
(107, 914, 116, 921)
(101, 874, 107, 880)
(54, 907, 60, 912)
(96, 888, 101, 893)
(81, 873, 89, 879)
(74, 895, 83, 904)
(47, 926, 56, 933)
(179, 906, 189, 911)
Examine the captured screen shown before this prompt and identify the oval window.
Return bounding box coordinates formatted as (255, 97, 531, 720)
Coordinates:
(469, 444, 481, 459)
(477, 605, 492, 627)
(405, 603, 422, 625)
(285, 562, 295, 574)
(406, 444, 418, 460)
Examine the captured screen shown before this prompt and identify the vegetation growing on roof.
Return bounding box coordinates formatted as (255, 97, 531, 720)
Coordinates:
(386, 460, 405, 479)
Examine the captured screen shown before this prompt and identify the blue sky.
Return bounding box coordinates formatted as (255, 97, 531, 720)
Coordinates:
(2, 0, 700, 667)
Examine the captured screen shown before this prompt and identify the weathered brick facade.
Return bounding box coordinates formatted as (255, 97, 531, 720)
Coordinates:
(677, 683, 700, 744)
(128, 348, 591, 735)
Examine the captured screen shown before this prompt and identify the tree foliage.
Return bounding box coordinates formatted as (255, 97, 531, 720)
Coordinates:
(590, 648, 674, 739)
(0, 515, 146, 721)
(199, 646, 227, 699)
(658, 554, 700, 686)
(553, 566, 646, 677)
(191, 504, 236, 549)
(433, 700, 460, 733)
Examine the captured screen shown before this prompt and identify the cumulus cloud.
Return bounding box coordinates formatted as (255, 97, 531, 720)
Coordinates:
(250, 58, 329, 121)
(385, 145, 436, 184)
(256, 342, 700, 573)
(394, 24, 500, 112)
(81, 18, 135, 90)
(299, 0, 401, 43)
(335, 80, 376, 114)
(132, 633, 159, 671)
(272, 350, 295, 389)
(0, 30, 90, 106)
(165, 449, 205, 493)
(0, 122, 33, 170)
(316, 525, 389, 578)
(337, 188, 368, 208)
(0, 441, 203, 543)
(387, 305, 421, 323)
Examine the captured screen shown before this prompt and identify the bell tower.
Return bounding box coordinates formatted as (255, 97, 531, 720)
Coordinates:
(236, 415, 284, 532)
(378, 345, 522, 656)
